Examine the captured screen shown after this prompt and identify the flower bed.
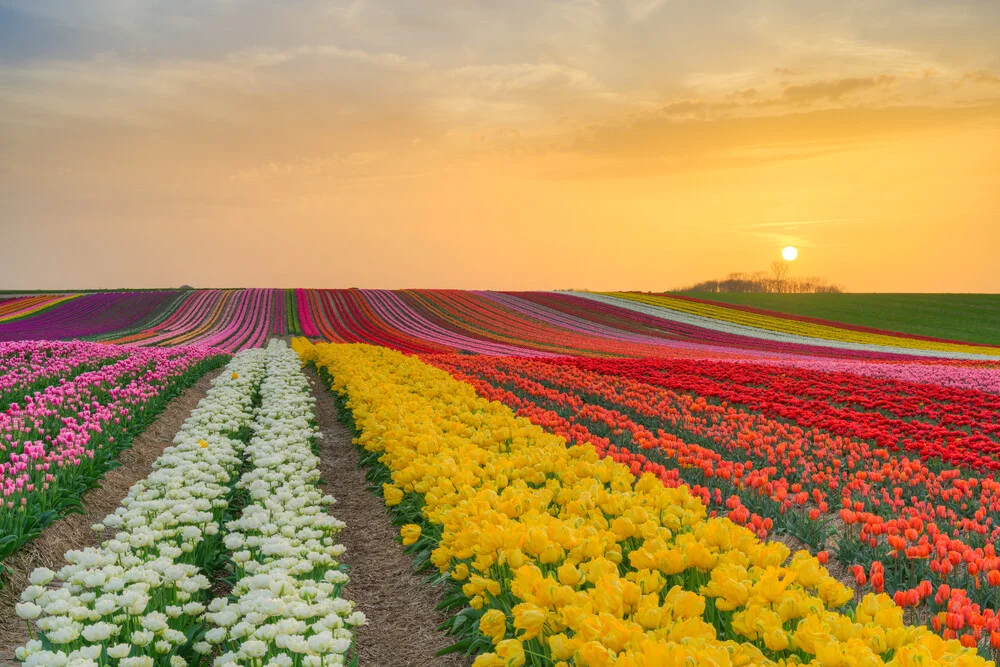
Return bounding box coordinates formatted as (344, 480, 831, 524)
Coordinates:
(13, 341, 362, 666)
(296, 339, 992, 666)
(13, 348, 266, 665)
(1, 343, 229, 563)
(203, 341, 363, 665)
(429, 354, 1000, 651)
(0, 340, 126, 413)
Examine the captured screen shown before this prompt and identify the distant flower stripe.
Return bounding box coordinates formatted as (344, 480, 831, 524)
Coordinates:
(403, 289, 620, 356)
(0, 295, 79, 323)
(607, 292, 1000, 357)
(294, 288, 320, 338)
(575, 292, 1000, 360)
(752, 357, 1000, 394)
(669, 294, 1000, 349)
(1, 289, 998, 360)
(0, 293, 176, 342)
(511, 291, 921, 361)
(107, 289, 281, 351)
(306, 288, 453, 354)
(379, 289, 556, 356)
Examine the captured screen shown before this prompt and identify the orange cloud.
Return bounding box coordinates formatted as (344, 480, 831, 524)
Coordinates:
(777, 75, 897, 104)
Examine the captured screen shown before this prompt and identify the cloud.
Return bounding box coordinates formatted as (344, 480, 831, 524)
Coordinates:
(812, 38, 937, 74)
(230, 152, 388, 180)
(738, 217, 865, 230)
(776, 74, 896, 105)
(445, 62, 601, 94)
(225, 45, 425, 71)
(959, 70, 1000, 86)
(565, 102, 1000, 173)
(0, 55, 257, 127)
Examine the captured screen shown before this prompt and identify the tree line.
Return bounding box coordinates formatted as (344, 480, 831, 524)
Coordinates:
(675, 261, 843, 293)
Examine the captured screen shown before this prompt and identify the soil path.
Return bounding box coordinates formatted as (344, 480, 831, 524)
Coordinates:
(0, 369, 225, 664)
(308, 369, 471, 667)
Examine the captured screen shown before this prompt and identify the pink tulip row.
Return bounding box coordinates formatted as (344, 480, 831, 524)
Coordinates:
(733, 357, 1000, 395)
(0, 340, 127, 409)
(0, 340, 228, 562)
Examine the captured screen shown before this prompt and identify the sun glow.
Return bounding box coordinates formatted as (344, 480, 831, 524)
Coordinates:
(782, 246, 799, 261)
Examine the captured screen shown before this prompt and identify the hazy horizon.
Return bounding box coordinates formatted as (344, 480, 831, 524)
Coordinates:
(2, 1, 998, 292)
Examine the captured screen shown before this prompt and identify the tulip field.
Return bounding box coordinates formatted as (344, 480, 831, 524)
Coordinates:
(1, 289, 1000, 666)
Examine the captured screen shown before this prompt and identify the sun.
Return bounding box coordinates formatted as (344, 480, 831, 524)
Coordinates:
(781, 246, 798, 261)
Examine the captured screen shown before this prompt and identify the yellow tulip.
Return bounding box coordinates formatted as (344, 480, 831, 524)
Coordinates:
(479, 609, 508, 644)
(575, 641, 616, 667)
(612, 517, 637, 541)
(716, 579, 749, 612)
(622, 580, 643, 612)
(756, 567, 797, 604)
(382, 484, 404, 506)
(657, 548, 686, 575)
(504, 548, 528, 569)
(472, 654, 505, 667)
(664, 586, 705, 620)
(557, 562, 583, 587)
(495, 639, 525, 667)
(512, 602, 547, 640)
(763, 626, 789, 652)
(400, 524, 422, 546)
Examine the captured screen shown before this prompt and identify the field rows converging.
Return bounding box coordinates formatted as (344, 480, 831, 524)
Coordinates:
(1, 290, 1000, 666)
(2, 290, 999, 361)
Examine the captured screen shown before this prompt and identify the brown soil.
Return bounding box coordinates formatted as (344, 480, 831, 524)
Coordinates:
(0, 369, 225, 664)
(308, 369, 471, 667)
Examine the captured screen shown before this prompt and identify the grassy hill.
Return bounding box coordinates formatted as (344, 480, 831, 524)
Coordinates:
(679, 293, 1000, 346)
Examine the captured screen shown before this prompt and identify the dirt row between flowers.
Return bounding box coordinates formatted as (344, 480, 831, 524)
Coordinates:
(0, 369, 226, 666)
(307, 369, 472, 667)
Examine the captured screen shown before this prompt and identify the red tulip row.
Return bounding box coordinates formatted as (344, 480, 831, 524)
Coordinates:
(576, 357, 1000, 470)
(425, 353, 1000, 651)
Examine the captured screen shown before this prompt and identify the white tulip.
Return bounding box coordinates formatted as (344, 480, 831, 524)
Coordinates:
(16, 602, 42, 620)
(30, 568, 56, 586)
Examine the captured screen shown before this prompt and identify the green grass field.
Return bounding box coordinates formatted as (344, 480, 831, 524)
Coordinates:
(679, 293, 1000, 346)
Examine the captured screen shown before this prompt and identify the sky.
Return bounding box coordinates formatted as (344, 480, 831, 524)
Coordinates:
(1, 1, 998, 292)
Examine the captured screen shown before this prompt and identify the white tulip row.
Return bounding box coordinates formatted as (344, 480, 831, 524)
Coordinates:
(202, 340, 363, 667)
(15, 350, 268, 667)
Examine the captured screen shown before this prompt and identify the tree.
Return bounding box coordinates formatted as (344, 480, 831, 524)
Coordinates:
(770, 260, 790, 293)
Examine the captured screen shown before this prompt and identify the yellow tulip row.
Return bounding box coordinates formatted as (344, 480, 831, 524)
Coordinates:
(294, 338, 992, 667)
(607, 293, 1000, 356)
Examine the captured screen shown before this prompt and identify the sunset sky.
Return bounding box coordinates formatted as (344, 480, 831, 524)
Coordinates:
(1, 1, 998, 292)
